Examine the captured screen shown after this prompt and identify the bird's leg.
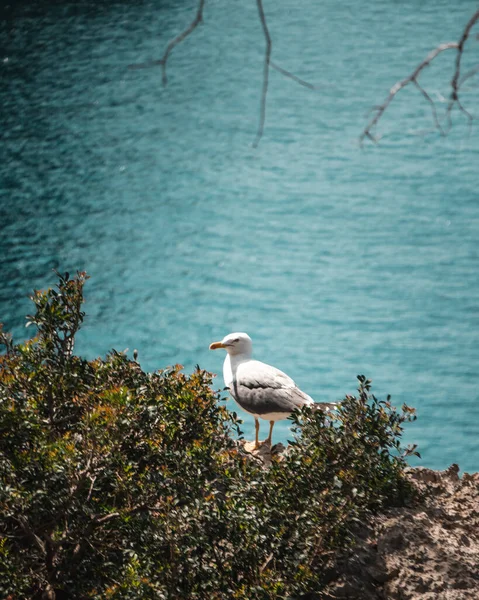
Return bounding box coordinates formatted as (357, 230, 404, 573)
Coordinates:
(264, 420, 275, 447)
(254, 418, 260, 449)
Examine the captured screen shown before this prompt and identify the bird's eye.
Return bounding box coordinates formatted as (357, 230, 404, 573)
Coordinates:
(233, 338, 239, 343)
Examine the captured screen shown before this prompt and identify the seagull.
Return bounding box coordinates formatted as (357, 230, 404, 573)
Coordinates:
(209, 332, 337, 449)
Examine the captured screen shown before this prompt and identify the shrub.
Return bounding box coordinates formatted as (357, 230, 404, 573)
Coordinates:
(0, 272, 417, 599)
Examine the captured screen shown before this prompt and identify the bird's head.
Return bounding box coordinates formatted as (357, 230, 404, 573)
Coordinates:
(209, 332, 253, 357)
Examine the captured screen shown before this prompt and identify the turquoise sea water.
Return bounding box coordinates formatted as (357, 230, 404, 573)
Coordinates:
(1, 0, 478, 471)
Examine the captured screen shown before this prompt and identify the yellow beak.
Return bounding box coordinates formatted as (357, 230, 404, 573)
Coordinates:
(209, 341, 225, 350)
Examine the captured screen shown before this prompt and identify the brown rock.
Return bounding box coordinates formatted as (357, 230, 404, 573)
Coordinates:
(322, 465, 479, 600)
(365, 563, 391, 583)
(377, 526, 406, 554)
(239, 439, 287, 467)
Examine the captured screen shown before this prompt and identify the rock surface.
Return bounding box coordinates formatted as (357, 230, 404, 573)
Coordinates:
(240, 444, 478, 599)
(322, 464, 479, 600)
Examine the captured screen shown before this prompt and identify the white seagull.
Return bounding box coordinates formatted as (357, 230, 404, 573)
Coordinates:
(209, 332, 336, 449)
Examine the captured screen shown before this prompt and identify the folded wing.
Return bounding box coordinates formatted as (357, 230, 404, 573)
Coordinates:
(230, 360, 314, 416)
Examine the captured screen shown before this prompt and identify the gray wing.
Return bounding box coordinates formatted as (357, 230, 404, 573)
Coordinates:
(230, 360, 314, 416)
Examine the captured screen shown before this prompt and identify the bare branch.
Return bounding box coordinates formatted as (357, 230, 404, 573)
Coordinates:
(362, 9, 479, 144)
(412, 79, 444, 134)
(94, 512, 121, 525)
(449, 9, 479, 103)
(260, 552, 274, 574)
(458, 63, 479, 88)
(160, 0, 205, 86)
(360, 42, 457, 144)
(16, 516, 46, 555)
(72, 505, 155, 559)
(456, 97, 474, 136)
(270, 61, 316, 90)
(253, 0, 272, 148)
(128, 0, 205, 85)
(86, 475, 96, 503)
(129, 0, 315, 145)
(91, 504, 158, 527)
(252, 6, 316, 145)
(444, 10, 479, 128)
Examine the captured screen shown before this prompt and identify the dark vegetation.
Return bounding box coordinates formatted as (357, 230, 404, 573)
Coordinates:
(0, 272, 418, 599)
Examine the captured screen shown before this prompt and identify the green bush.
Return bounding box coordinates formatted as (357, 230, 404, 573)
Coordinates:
(0, 272, 417, 599)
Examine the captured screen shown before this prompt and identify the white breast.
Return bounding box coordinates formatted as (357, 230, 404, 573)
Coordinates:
(223, 354, 233, 388)
(223, 353, 252, 389)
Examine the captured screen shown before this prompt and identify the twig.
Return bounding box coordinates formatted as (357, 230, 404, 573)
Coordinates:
(86, 475, 96, 502)
(458, 63, 479, 87)
(160, 0, 205, 86)
(94, 512, 121, 525)
(413, 79, 444, 134)
(129, 0, 315, 145)
(72, 505, 156, 559)
(128, 0, 205, 85)
(270, 61, 316, 90)
(92, 504, 158, 526)
(361, 8, 479, 144)
(360, 42, 457, 144)
(259, 552, 274, 574)
(253, 0, 272, 148)
(16, 516, 46, 555)
(448, 9, 479, 110)
(456, 97, 474, 137)
(445, 9, 479, 129)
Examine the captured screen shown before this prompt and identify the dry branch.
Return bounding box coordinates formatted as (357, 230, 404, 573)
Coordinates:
(129, 0, 315, 146)
(271, 61, 317, 90)
(16, 515, 46, 555)
(128, 0, 205, 84)
(253, 1, 317, 146)
(160, 0, 205, 86)
(360, 43, 458, 144)
(253, 0, 272, 148)
(361, 9, 479, 144)
(459, 63, 479, 87)
(449, 10, 479, 104)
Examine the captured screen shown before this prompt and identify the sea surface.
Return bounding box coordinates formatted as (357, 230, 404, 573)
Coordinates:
(1, 0, 478, 471)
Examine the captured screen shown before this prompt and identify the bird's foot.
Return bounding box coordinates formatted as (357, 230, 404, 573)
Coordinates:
(243, 440, 270, 453)
(243, 440, 261, 453)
